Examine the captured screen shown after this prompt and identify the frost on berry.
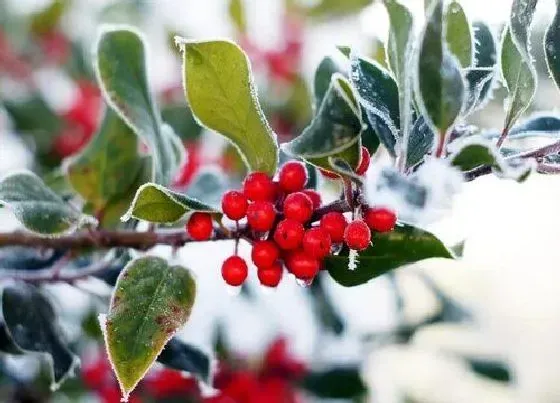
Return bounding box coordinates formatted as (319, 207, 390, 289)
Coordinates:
(365, 157, 463, 225)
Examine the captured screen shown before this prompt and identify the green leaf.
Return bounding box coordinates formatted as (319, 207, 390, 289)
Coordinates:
(102, 257, 196, 400)
(500, 0, 538, 132)
(30, 0, 70, 35)
(228, 0, 247, 33)
(325, 225, 452, 287)
(451, 142, 497, 171)
(124, 183, 217, 224)
(2, 283, 79, 389)
(445, 1, 473, 68)
(304, 0, 371, 19)
(178, 38, 278, 176)
(545, 0, 560, 92)
(0, 171, 93, 235)
(157, 338, 211, 383)
(95, 27, 178, 185)
(416, 0, 465, 136)
(350, 55, 400, 142)
(283, 74, 362, 172)
(161, 104, 203, 142)
(67, 108, 145, 217)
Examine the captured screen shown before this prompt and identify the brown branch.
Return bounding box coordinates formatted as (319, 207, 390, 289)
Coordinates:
(0, 200, 352, 252)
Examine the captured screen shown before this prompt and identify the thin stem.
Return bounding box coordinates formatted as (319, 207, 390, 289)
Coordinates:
(496, 126, 509, 149)
(0, 258, 113, 284)
(435, 131, 447, 158)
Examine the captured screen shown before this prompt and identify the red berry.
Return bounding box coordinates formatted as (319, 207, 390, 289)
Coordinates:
(364, 207, 397, 233)
(273, 219, 304, 250)
(285, 250, 320, 280)
(258, 262, 283, 287)
(222, 256, 248, 286)
(251, 241, 280, 269)
(302, 189, 322, 209)
(319, 168, 339, 180)
(222, 190, 248, 221)
(278, 161, 307, 193)
(303, 227, 332, 259)
(53, 127, 91, 157)
(344, 220, 371, 251)
(246, 201, 276, 231)
(283, 192, 313, 223)
(355, 146, 371, 175)
(320, 212, 348, 243)
(243, 172, 276, 201)
(187, 212, 213, 241)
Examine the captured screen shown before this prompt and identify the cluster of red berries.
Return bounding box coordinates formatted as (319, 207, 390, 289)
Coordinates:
(186, 150, 397, 289)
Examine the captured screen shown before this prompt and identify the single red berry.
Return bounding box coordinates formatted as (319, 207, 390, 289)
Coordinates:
(302, 189, 322, 209)
(222, 256, 248, 286)
(53, 127, 91, 157)
(257, 262, 283, 287)
(243, 172, 276, 201)
(364, 207, 397, 233)
(344, 220, 371, 251)
(285, 250, 320, 280)
(319, 168, 339, 180)
(283, 192, 313, 223)
(355, 146, 371, 175)
(222, 190, 248, 221)
(246, 201, 276, 231)
(187, 212, 213, 241)
(274, 219, 304, 250)
(278, 161, 307, 193)
(251, 241, 280, 269)
(320, 212, 348, 243)
(303, 227, 332, 259)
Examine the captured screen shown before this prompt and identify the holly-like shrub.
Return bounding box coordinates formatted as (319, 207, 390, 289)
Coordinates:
(0, 0, 559, 400)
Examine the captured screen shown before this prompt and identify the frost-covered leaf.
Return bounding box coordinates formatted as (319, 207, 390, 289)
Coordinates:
(383, 0, 414, 163)
(283, 74, 362, 173)
(510, 114, 560, 136)
(450, 139, 534, 181)
(158, 338, 211, 383)
(177, 38, 278, 176)
(95, 27, 178, 185)
(0, 171, 93, 235)
(314, 55, 379, 154)
(186, 169, 228, 210)
(325, 225, 452, 287)
(384, 0, 414, 85)
(463, 67, 495, 116)
(473, 21, 497, 68)
(500, 0, 538, 133)
(407, 117, 435, 168)
(102, 256, 196, 400)
(67, 109, 146, 224)
(416, 0, 465, 139)
(350, 55, 400, 144)
(545, 0, 560, 92)
(228, 0, 246, 33)
(0, 247, 65, 271)
(2, 283, 79, 389)
(445, 0, 473, 68)
(124, 183, 217, 224)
